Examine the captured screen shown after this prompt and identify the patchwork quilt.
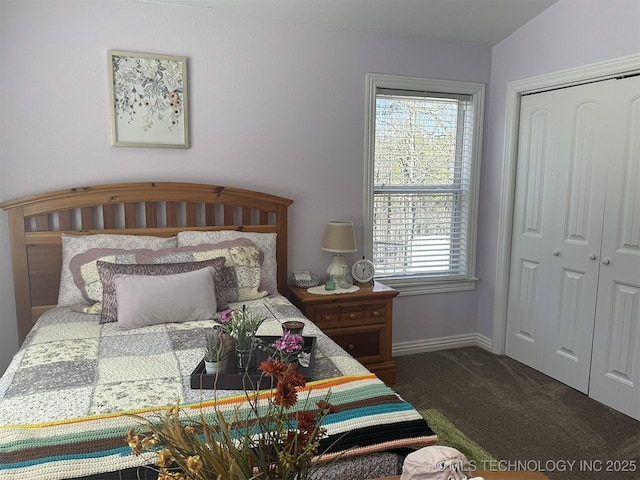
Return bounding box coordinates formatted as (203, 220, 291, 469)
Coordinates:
(0, 295, 436, 479)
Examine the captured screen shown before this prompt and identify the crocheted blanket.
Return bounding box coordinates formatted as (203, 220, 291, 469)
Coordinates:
(0, 374, 435, 479)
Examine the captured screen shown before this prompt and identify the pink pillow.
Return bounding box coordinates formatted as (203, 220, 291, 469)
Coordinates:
(114, 268, 217, 330)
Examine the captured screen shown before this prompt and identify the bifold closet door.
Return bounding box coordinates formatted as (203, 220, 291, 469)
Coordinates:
(588, 75, 640, 420)
(505, 80, 613, 393)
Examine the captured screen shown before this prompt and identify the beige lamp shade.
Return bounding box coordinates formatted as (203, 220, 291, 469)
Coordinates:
(321, 221, 357, 253)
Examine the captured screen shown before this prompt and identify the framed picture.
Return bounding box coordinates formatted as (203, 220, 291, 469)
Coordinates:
(108, 50, 189, 148)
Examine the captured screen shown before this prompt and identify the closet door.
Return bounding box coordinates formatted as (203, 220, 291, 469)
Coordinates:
(506, 80, 613, 393)
(589, 76, 640, 420)
(506, 88, 569, 372)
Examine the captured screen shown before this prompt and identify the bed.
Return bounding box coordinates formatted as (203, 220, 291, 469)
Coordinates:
(0, 182, 436, 480)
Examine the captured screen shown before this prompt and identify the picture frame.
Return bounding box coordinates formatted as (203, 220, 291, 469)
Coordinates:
(108, 50, 189, 148)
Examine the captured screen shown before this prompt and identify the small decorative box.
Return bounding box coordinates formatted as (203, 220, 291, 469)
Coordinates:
(292, 271, 320, 288)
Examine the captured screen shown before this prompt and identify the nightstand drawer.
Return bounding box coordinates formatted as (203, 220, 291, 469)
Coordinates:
(314, 302, 387, 328)
(365, 302, 388, 323)
(329, 330, 382, 361)
(315, 305, 341, 324)
(315, 304, 357, 327)
(340, 304, 366, 323)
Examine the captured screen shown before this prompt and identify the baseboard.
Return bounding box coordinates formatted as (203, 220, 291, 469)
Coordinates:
(392, 332, 492, 357)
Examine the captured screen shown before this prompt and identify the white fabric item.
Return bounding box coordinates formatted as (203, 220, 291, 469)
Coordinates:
(177, 231, 277, 295)
(58, 233, 177, 306)
(306, 285, 359, 295)
(401, 446, 484, 480)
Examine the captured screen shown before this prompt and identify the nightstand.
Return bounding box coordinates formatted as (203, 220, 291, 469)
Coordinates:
(288, 282, 399, 384)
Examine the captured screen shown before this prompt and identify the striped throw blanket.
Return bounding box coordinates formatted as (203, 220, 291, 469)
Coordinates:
(0, 374, 436, 480)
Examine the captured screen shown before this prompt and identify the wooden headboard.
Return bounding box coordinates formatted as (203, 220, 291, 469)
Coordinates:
(0, 182, 293, 344)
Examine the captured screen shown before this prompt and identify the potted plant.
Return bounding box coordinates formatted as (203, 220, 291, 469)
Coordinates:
(204, 327, 231, 374)
(216, 305, 266, 370)
(262, 331, 305, 367)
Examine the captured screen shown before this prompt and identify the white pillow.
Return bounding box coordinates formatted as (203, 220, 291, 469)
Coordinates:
(58, 233, 177, 306)
(114, 267, 216, 330)
(177, 231, 277, 295)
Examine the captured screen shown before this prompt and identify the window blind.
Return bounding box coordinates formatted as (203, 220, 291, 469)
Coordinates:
(373, 90, 475, 279)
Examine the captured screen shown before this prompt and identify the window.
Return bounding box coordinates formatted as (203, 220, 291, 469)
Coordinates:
(364, 74, 484, 294)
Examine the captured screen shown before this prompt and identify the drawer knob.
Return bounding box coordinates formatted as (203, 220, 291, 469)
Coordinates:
(348, 344, 355, 350)
(372, 311, 380, 317)
(349, 313, 356, 319)
(323, 315, 332, 321)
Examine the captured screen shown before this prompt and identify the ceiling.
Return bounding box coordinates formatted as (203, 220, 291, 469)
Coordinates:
(142, 0, 558, 46)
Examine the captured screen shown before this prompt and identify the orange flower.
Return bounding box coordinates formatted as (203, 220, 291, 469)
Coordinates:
(260, 360, 306, 386)
(296, 410, 317, 433)
(283, 368, 306, 388)
(258, 360, 284, 376)
(275, 380, 298, 408)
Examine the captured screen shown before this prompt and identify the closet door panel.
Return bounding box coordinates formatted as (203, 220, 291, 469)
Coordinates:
(505, 101, 555, 370)
(590, 77, 640, 420)
(507, 83, 608, 392)
(542, 88, 611, 392)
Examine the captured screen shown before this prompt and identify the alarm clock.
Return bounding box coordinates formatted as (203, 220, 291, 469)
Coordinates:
(351, 258, 375, 285)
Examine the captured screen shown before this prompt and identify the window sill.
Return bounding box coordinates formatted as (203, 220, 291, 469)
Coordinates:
(377, 277, 478, 296)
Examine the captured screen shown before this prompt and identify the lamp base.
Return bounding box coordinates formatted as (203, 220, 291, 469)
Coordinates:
(326, 254, 350, 287)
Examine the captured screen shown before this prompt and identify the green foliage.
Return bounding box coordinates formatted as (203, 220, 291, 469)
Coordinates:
(204, 327, 231, 362)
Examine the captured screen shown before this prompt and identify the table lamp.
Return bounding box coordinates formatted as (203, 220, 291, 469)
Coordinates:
(321, 221, 357, 285)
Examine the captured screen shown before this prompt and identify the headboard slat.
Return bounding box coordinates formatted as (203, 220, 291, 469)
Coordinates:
(81, 207, 94, 230)
(242, 207, 252, 226)
(186, 202, 198, 227)
(58, 210, 72, 230)
(34, 214, 49, 232)
(1, 182, 293, 345)
(103, 204, 117, 229)
(224, 205, 233, 226)
(124, 203, 138, 228)
(145, 202, 157, 228)
(166, 201, 178, 227)
(205, 204, 215, 226)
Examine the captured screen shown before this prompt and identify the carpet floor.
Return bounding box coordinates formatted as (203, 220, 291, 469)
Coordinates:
(393, 347, 640, 480)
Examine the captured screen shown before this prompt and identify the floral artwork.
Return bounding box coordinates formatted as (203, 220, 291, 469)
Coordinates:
(108, 50, 188, 148)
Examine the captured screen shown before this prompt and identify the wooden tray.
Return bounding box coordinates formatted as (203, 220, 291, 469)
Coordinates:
(190, 335, 317, 390)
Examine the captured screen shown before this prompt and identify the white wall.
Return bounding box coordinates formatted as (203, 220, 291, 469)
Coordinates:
(476, 0, 640, 343)
(0, 0, 491, 372)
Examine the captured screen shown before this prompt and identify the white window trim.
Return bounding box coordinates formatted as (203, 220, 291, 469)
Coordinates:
(364, 73, 485, 295)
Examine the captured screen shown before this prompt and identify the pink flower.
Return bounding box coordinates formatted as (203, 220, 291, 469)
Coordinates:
(219, 309, 234, 323)
(274, 332, 303, 354)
